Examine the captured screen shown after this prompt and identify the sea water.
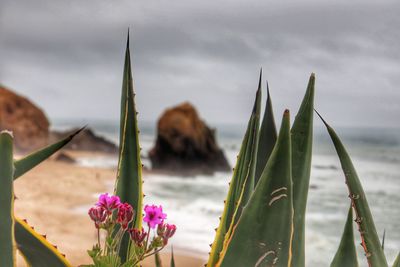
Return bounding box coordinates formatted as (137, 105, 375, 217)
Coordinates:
(54, 119, 400, 266)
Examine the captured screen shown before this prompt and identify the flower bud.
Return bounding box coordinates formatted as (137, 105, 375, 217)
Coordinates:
(88, 206, 107, 229)
(162, 224, 176, 245)
(129, 228, 147, 247)
(117, 203, 135, 230)
(157, 221, 166, 236)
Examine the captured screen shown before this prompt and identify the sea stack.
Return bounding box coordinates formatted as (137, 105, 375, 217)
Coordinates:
(0, 85, 50, 152)
(149, 102, 230, 174)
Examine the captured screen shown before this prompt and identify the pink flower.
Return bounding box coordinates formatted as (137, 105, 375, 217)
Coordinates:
(96, 193, 121, 215)
(128, 228, 147, 247)
(117, 203, 135, 230)
(143, 205, 167, 228)
(88, 206, 107, 229)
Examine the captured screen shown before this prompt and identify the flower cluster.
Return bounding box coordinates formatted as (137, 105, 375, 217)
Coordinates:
(87, 193, 176, 266)
(157, 222, 177, 245)
(88, 193, 134, 230)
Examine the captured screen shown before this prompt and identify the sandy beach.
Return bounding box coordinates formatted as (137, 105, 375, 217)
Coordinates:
(13, 151, 205, 267)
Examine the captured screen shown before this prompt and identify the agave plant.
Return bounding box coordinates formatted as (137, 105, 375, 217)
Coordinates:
(207, 72, 314, 267)
(206, 72, 399, 267)
(0, 128, 83, 267)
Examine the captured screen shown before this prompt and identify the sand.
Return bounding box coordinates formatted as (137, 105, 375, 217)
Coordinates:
(13, 152, 205, 267)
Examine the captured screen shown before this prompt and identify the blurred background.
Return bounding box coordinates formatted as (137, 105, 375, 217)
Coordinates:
(0, 1, 399, 266)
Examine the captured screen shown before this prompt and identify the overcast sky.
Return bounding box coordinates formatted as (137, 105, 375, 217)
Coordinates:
(0, 0, 399, 128)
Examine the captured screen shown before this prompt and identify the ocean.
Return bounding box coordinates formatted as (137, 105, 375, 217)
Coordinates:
(53, 119, 400, 266)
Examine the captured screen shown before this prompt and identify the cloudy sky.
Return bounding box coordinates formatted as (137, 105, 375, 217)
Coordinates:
(0, 0, 399, 128)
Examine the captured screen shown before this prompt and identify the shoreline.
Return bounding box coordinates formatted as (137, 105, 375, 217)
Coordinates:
(13, 151, 205, 266)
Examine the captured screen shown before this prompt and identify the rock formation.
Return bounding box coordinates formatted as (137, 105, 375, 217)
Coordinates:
(149, 102, 230, 174)
(54, 152, 76, 163)
(0, 85, 49, 152)
(0, 85, 118, 154)
(50, 128, 118, 154)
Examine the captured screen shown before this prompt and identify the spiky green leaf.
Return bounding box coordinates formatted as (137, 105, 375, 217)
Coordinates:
(393, 253, 400, 267)
(14, 127, 84, 180)
(113, 33, 143, 262)
(290, 73, 315, 267)
(155, 252, 163, 267)
(330, 207, 359, 267)
(207, 72, 262, 266)
(15, 218, 71, 267)
(318, 112, 388, 266)
(0, 131, 16, 267)
(170, 247, 176, 267)
(254, 83, 277, 186)
(218, 110, 293, 267)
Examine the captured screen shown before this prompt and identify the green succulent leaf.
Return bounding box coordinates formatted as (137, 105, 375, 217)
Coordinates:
(218, 110, 293, 267)
(0, 131, 17, 267)
(170, 247, 176, 267)
(14, 127, 84, 180)
(393, 253, 400, 267)
(330, 207, 359, 267)
(155, 251, 163, 267)
(290, 73, 315, 267)
(317, 111, 388, 266)
(207, 72, 262, 266)
(254, 83, 277, 186)
(15, 218, 72, 267)
(113, 33, 144, 262)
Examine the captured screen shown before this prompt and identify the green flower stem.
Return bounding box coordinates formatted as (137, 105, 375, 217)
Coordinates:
(132, 246, 166, 266)
(142, 247, 165, 261)
(115, 227, 125, 255)
(97, 228, 100, 249)
(144, 225, 151, 254)
(127, 237, 132, 261)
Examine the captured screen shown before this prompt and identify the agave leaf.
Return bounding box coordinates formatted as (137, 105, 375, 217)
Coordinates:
(15, 218, 71, 267)
(207, 72, 261, 266)
(0, 131, 17, 266)
(225, 71, 262, 230)
(393, 253, 400, 267)
(14, 127, 84, 180)
(290, 73, 315, 267)
(254, 83, 277, 186)
(330, 207, 359, 267)
(317, 111, 388, 266)
(113, 33, 143, 262)
(155, 251, 163, 267)
(170, 247, 175, 267)
(382, 230, 386, 250)
(218, 110, 293, 267)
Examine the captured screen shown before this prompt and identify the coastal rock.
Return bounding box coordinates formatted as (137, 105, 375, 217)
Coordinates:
(50, 128, 118, 154)
(149, 102, 230, 174)
(54, 152, 76, 163)
(0, 85, 49, 152)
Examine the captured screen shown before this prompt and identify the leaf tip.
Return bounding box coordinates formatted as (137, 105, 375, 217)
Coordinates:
(126, 28, 130, 47)
(314, 109, 329, 128)
(0, 130, 14, 138)
(284, 109, 290, 116)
